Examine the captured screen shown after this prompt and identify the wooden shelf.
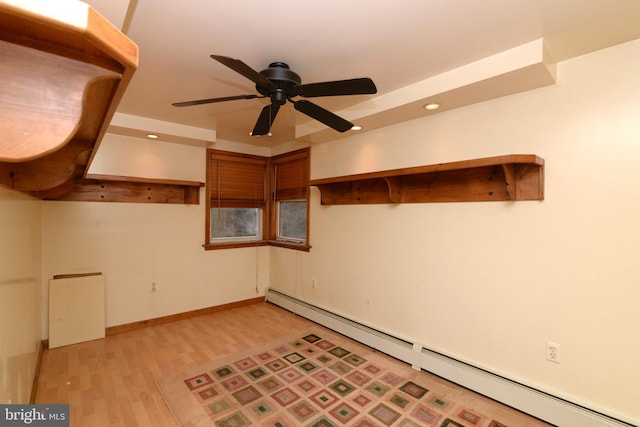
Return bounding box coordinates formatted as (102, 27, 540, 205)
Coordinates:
(0, 1, 138, 198)
(310, 154, 544, 205)
(52, 174, 204, 205)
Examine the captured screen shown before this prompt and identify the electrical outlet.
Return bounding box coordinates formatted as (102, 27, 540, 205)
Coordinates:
(311, 278, 317, 289)
(546, 341, 561, 363)
(151, 282, 157, 292)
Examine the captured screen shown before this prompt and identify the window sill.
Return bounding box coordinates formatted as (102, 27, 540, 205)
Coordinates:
(267, 240, 311, 252)
(203, 240, 310, 252)
(204, 241, 270, 251)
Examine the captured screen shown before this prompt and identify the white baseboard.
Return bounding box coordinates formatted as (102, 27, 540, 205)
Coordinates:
(265, 288, 633, 427)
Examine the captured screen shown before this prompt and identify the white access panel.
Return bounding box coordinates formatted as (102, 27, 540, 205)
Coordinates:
(49, 273, 105, 349)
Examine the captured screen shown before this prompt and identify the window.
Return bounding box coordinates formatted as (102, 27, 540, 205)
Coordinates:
(205, 150, 268, 249)
(277, 200, 307, 242)
(269, 148, 310, 247)
(211, 208, 262, 242)
(205, 148, 310, 250)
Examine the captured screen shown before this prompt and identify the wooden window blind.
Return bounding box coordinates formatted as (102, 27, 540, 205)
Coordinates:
(272, 148, 310, 201)
(207, 150, 268, 208)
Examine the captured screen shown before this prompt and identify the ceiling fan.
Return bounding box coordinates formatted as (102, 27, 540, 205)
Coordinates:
(172, 55, 377, 136)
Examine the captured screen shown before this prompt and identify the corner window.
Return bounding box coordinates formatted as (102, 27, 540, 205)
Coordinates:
(269, 148, 310, 248)
(204, 147, 310, 251)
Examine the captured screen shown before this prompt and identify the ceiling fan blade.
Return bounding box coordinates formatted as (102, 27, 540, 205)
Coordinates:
(293, 100, 353, 132)
(210, 55, 276, 92)
(295, 77, 377, 98)
(251, 103, 280, 136)
(172, 94, 261, 107)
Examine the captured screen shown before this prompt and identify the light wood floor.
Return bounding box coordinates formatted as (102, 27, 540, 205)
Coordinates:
(35, 302, 550, 426)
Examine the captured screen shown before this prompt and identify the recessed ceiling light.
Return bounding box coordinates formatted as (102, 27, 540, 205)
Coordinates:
(424, 102, 441, 110)
(145, 133, 159, 139)
(351, 125, 362, 131)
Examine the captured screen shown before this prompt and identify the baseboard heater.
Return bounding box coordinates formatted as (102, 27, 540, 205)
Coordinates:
(265, 288, 633, 427)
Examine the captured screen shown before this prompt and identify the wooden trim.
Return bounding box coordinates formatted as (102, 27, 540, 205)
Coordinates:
(267, 240, 311, 252)
(204, 240, 270, 251)
(105, 297, 265, 336)
(84, 174, 205, 187)
(271, 148, 310, 163)
(208, 149, 268, 163)
(30, 340, 45, 403)
(203, 240, 310, 251)
(52, 272, 102, 280)
(310, 155, 543, 185)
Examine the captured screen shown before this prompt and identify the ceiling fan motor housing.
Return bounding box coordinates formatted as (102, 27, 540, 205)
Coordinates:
(258, 62, 301, 105)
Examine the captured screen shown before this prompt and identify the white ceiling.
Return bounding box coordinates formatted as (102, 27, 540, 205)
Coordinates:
(87, 0, 640, 147)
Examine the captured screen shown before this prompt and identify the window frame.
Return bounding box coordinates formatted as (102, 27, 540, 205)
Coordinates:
(267, 148, 310, 250)
(204, 147, 310, 251)
(204, 150, 269, 250)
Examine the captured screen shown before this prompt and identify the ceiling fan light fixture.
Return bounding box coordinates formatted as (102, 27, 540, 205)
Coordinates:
(174, 55, 377, 136)
(424, 102, 441, 110)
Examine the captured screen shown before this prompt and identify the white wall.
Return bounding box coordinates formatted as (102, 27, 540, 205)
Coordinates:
(40, 136, 271, 330)
(269, 39, 640, 424)
(0, 187, 42, 404)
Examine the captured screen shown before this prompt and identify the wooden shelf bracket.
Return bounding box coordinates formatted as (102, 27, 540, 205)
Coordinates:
(0, 1, 139, 200)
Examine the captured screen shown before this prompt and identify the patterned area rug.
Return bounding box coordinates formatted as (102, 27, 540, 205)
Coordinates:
(156, 326, 534, 426)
